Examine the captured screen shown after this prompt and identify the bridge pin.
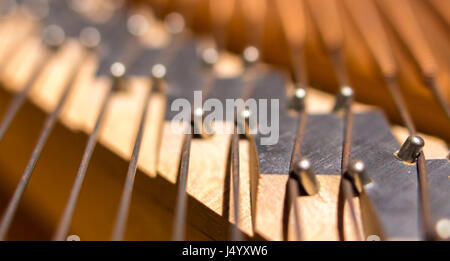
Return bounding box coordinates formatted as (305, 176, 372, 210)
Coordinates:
(332, 86, 354, 113)
(127, 13, 150, 37)
(345, 160, 372, 194)
(42, 24, 65, 50)
(289, 87, 307, 111)
(151, 64, 167, 92)
(291, 158, 319, 196)
(200, 47, 219, 69)
(191, 107, 214, 138)
(242, 46, 259, 68)
(164, 12, 185, 35)
(79, 27, 101, 50)
(395, 135, 425, 163)
(110, 62, 127, 92)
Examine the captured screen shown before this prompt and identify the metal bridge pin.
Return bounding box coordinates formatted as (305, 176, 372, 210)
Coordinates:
(345, 160, 372, 194)
(110, 62, 127, 91)
(200, 47, 219, 69)
(79, 27, 101, 50)
(291, 158, 319, 196)
(192, 107, 214, 138)
(241, 108, 251, 120)
(236, 108, 252, 135)
(127, 13, 150, 37)
(395, 135, 425, 163)
(242, 46, 260, 68)
(289, 87, 307, 111)
(436, 218, 450, 240)
(332, 86, 354, 113)
(164, 12, 185, 35)
(110, 62, 126, 78)
(151, 64, 167, 92)
(42, 24, 65, 50)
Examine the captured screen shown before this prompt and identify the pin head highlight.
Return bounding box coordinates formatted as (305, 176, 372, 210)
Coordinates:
(345, 160, 372, 194)
(110, 62, 126, 78)
(79, 27, 101, 49)
(151, 64, 167, 80)
(436, 218, 450, 240)
(396, 135, 424, 163)
(332, 86, 354, 112)
(291, 158, 319, 196)
(289, 87, 307, 111)
(340, 86, 354, 97)
(127, 14, 150, 37)
(201, 48, 219, 68)
(241, 109, 251, 119)
(191, 107, 215, 138)
(42, 25, 65, 49)
(194, 107, 203, 117)
(243, 46, 259, 66)
(151, 64, 167, 92)
(164, 12, 185, 34)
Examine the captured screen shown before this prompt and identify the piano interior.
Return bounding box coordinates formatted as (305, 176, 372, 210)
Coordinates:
(0, 0, 448, 241)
